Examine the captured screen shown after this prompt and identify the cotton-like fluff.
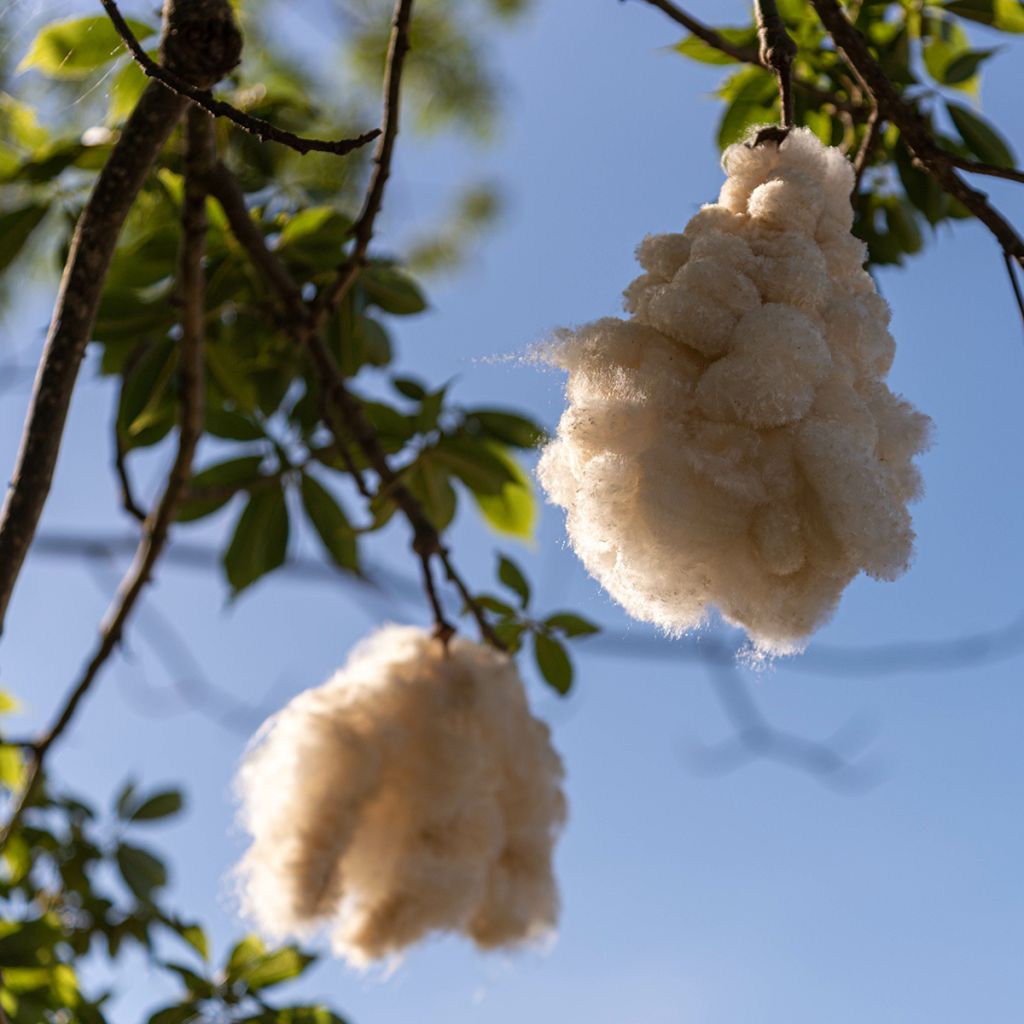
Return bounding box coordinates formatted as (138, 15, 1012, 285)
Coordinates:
(539, 127, 931, 655)
(235, 625, 566, 965)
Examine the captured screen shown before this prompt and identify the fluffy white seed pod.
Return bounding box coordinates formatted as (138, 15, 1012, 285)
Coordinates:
(539, 127, 932, 654)
(235, 625, 566, 965)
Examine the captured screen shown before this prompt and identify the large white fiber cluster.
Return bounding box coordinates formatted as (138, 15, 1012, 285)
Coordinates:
(539, 128, 931, 654)
(235, 625, 566, 965)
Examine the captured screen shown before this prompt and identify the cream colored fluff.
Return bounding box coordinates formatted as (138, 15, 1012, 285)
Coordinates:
(235, 625, 566, 965)
(539, 128, 931, 654)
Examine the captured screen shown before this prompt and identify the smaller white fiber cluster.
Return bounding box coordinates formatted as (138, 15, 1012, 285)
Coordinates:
(235, 625, 566, 965)
(539, 128, 931, 654)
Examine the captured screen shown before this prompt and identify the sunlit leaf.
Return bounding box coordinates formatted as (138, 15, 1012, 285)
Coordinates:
(17, 16, 156, 79)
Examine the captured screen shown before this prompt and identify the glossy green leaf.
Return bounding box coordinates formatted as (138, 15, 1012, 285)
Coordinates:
(544, 612, 601, 638)
(471, 446, 536, 540)
(674, 27, 756, 65)
(129, 789, 184, 823)
(406, 456, 457, 530)
(148, 1004, 200, 1024)
(947, 101, 1015, 166)
(497, 554, 530, 608)
(224, 485, 290, 593)
(118, 339, 177, 439)
(434, 435, 517, 495)
(115, 843, 167, 902)
(0, 203, 48, 273)
(177, 455, 265, 523)
(533, 632, 572, 695)
(361, 265, 427, 315)
(300, 474, 358, 573)
(18, 16, 156, 79)
(716, 68, 778, 149)
(468, 409, 545, 448)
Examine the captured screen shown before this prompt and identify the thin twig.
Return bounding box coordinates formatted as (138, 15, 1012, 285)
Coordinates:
(0, 108, 214, 852)
(852, 103, 881, 198)
(99, 0, 380, 157)
(944, 153, 1024, 185)
(417, 549, 454, 645)
(809, 0, 1024, 279)
(114, 426, 148, 523)
(207, 153, 502, 648)
(310, 0, 415, 324)
(1005, 253, 1024, 332)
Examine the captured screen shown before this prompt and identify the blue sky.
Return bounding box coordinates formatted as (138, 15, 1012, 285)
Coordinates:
(2, 1, 1024, 1022)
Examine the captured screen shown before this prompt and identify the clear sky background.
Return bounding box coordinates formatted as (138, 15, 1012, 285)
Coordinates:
(2, 1, 1024, 1022)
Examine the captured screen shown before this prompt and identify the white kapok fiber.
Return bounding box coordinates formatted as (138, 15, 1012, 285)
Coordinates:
(538, 128, 931, 655)
(235, 625, 566, 965)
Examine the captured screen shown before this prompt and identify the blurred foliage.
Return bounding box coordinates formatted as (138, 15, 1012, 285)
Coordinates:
(673, 0, 1023, 266)
(0, 694, 337, 1023)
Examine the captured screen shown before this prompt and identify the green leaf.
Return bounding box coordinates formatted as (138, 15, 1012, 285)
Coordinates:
(177, 923, 210, 963)
(118, 339, 177, 440)
(205, 407, 264, 441)
(108, 58, 149, 123)
(17, 16, 156, 79)
(129, 789, 184, 822)
(276, 207, 353, 265)
(226, 937, 315, 991)
(471, 446, 537, 540)
(497, 554, 530, 608)
(468, 409, 545, 448)
(300, 474, 358, 573)
(116, 843, 168, 902)
(177, 455, 265, 523)
(352, 315, 392, 367)
(162, 962, 214, 999)
(361, 265, 427, 315)
(0, 204, 48, 274)
(942, 47, 998, 85)
(148, 1004, 200, 1024)
(0, 746, 25, 788)
(206, 344, 258, 414)
(716, 67, 777, 149)
(115, 779, 138, 819)
(944, 0, 1024, 31)
(434, 436, 517, 495)
(674, 26, 756, 64)
(406, 456, 457, 531)
(544, 612, 601, 638)
(533, 633, 573, 696)
(392, 376, 427, 400)
(947, 100, 1015, 166)
(224, 485, 290, 594)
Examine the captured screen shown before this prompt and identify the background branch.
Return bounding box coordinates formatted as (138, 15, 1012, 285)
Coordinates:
(0, 107, 215, 851)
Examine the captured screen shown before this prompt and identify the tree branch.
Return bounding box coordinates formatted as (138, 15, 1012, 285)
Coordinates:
(99, 0, 380, 156)
(0, 0, 241, 639)
(755, 0, 797, 130)
(943, 152, 1024, 186)
(310, 0, 415, 324)
(0, 107, 215, 851)
(809, 0, 1024, 276)
(205, 155, 503, 649)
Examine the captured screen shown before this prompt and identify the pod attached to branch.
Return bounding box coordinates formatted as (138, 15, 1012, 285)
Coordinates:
(235, 625, 566, 965)
(539, 128, 932, 655)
